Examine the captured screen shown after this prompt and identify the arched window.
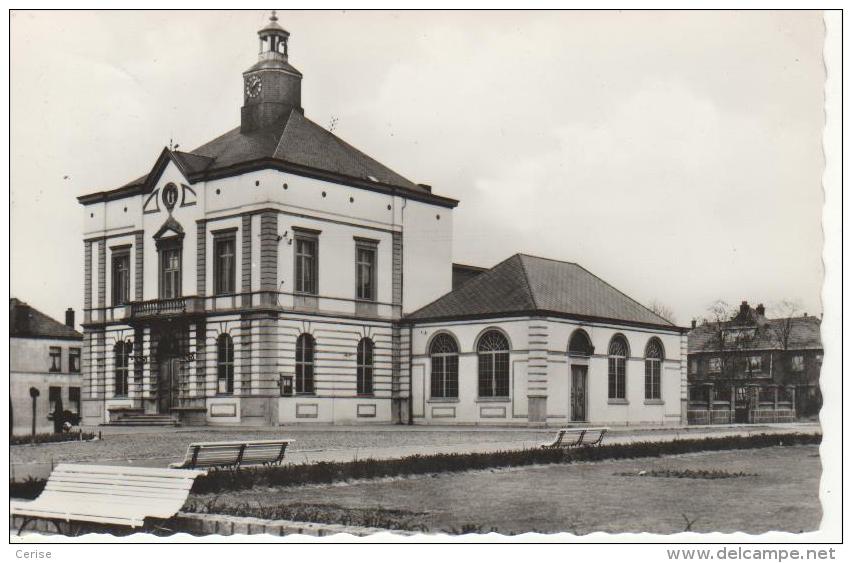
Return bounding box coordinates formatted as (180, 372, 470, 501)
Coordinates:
(608, 335, 629, 400)
(568, 330, 594, 357)
(645, 338, 664, 400)
(478, 330, 510, 398)
(114, 341, 132, 397)
(430, 333, 459, 399)
(217, 334, 234, 394)
(357, 338, 374, 395)
(296, 333, 315, 394)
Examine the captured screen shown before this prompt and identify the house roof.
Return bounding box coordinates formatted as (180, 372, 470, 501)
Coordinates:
(406, 254, 679, 330)
(10, 298, 83, 340)
(80, 109, 457, 208)
(688, 315, 822, 353)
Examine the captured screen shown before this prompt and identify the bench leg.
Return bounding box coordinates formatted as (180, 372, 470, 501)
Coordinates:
(17, 517, 63, 536)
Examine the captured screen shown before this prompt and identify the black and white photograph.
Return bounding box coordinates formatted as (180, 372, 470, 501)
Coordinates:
(5, 5, 843, 552)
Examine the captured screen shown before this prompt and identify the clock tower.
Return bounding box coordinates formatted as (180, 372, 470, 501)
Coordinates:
(240, 11, 303, 133)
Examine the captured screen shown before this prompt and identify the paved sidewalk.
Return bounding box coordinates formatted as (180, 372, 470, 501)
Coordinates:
(10, 422, 820, 480)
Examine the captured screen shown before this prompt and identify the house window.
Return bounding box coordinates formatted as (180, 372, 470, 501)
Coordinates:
(294, 232, 318, 294)
(355, 242, 377, 301)
(689, 359, 699, 374)
(69, 348, 81, 373)
(49, 386, 61, 415)
(430, 333, 459, 399)
(49, 347, 62, 372)
(295, 333, 315, 394)
(114, 341, 132, 397)
(708, 357, 721, 373)
(214, 235, 236, 295)
(477, 330, 510, 398)
(748, 355, 763, 374)
(791, 355, 805, 372)
(159, 244, 182, 299)
(217, 334, 234, 394)
(645, 338, 664, 400)
(356, 337, 374, 395)
(689, 385, 709, 403)
(69, 387, 81, 415)
(112, 250, 131, 305)
(608, 335, 628, 399)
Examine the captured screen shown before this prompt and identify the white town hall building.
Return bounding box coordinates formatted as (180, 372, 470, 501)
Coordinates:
(77, 14, 687, 428)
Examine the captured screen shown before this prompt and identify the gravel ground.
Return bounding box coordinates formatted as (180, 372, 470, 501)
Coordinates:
(10, 427, 552, 466)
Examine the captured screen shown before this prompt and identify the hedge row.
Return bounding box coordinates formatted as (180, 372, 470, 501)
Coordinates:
(9, 432, 819, 500)
(10, 430, 96, 446)
(189, 432, 819, 494)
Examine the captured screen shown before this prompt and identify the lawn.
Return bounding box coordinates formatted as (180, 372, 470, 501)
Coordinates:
(189, 445, 821, 535)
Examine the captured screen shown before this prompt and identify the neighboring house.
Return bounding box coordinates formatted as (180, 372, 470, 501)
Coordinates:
(10, 299, 83, 435)
(687, 301, 822, 425)
(77, 14, 687, 427)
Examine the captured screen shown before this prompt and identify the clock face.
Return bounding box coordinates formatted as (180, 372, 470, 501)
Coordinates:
(245, 76, 262, 98)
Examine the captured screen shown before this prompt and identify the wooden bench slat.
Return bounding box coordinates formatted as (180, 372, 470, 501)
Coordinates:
(540, 427, 609, 449)
(11, 464, 206, 533)
(170, 439, 292, 469)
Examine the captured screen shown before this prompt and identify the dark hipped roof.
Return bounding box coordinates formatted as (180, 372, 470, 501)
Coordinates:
(688, 315, 822, 353)
(10, 298, 82, 340)
(87, 109, 454, 206)
(407, 254, 678, 330)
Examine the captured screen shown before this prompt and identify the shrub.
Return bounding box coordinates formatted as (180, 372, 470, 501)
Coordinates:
(9, 477, 46, 500)
(184, 499, 430, 532)
(189, 432, 820, 494)
(10, 430, 95, 446)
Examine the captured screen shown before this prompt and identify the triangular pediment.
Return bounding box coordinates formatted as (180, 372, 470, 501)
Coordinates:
(153, 215, 185, 241)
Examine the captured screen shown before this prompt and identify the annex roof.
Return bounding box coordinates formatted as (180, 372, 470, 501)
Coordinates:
(406, 254, 679, 330)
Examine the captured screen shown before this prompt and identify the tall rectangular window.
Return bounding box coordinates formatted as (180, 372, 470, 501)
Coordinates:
(69, 348, 81, 373)
(69, 387, 81, 415)
(355, 241, 377, 301)
(214, 234, 236, 295)
(49, 347, 62, 372)
(112, 250, 131, 305)
(49, 386, 61, 415)
(294, 231, 318, 294)
(160, 245, 182, 299)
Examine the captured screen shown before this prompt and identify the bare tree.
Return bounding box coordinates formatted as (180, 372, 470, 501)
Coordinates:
(765, 299, 802, 352)
(648, 299, 676, 324)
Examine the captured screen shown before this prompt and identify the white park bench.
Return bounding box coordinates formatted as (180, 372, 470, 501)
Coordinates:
(540, 427, 609, 449)
(169, 439, 292, 470)
(10, 464, 206, 535)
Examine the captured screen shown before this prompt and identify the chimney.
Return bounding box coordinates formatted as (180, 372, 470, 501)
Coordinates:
(691, 319, 697, 329)
(755, 303, 765, 316)
(739, 301, 750, 316)
(65, 308, 75, 329)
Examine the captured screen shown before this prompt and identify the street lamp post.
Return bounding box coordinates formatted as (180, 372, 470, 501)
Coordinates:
(29, 386, 40, 444)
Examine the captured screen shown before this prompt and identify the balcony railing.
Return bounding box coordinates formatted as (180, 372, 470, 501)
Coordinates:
(130, 296, 202, 318)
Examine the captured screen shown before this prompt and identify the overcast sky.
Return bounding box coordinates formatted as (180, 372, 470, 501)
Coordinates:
(10, 10, 825, 327)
